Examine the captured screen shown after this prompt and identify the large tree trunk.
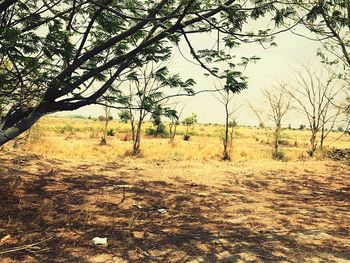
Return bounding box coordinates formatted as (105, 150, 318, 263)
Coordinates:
(0, 99, 94, 147)
(0, 109, 44, 147)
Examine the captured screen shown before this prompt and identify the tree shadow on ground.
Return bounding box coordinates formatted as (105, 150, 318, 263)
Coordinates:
(0, 152, 349, 262)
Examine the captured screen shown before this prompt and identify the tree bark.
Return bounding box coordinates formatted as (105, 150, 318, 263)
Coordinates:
(320, 126, 325, 149)
(309, 131, 317, 156)
(0, 108, 44, 146)
(132, 111, 144, 154)
(274, 125, 281, 151)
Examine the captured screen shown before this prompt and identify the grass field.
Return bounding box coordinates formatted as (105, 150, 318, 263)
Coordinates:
(5, 116, 350, 162)
(0, 116, 349, 262)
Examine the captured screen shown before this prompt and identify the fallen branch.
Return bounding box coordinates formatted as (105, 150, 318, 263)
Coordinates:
(0, 237, 52, 254)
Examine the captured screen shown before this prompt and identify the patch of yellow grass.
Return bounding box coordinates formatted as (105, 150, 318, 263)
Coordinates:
(6, 116, 350, 163)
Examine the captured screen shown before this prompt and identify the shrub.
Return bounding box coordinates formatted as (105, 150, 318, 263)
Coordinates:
(107, 128, 116, 136)
(118, 110, 131, 123)
(338, 126, 344, 132)
(272, 149, 285, 160)
(183, 134, 191, 141)
(278, 139, 289, 146)
(146, 123, 168, 137)
(59, 124, 74, 134)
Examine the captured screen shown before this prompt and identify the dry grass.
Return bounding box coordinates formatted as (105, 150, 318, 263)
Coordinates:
(5, 116, 350, 163)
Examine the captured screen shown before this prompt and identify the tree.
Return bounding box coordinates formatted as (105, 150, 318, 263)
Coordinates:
(182, 112, 197, 140)
(213, 83, 241, 160)
(263, 84, 291, 158)
(151, 105, 162, 131)
(149, 104, 165, 135)
(118, 110, 131, 123)
(0, 0, 296, 146)
(293, 1, 350, 70)
(165, 108, 181, 145)
(117, 62, 194, 154)
(248, 102, 270, 143)
(285, 64, 344, 156)
(293, 1, 350, 118)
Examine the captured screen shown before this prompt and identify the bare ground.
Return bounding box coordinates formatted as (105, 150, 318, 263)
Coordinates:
(0, 151, 349, 262)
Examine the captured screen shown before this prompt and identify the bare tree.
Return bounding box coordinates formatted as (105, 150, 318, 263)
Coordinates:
(213, 84, 240, 160)
(263, 84, 291, 157)
(248, 102, 270, 143)
(285, 64, 344, 156)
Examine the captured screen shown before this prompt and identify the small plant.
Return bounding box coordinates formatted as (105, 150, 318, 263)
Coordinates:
(107, 128, 116, 136)
(182, 113, 197, 141)
(183, 134, 191, 141)
(59, 124, 74, 134)
(98, 115, 106, 121)
(146, 124, 168, 137)
(272, 149, 285, 160)
(278, 139, 289, 146)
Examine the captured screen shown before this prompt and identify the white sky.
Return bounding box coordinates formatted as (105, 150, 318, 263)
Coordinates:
(168, 27, 324, 127)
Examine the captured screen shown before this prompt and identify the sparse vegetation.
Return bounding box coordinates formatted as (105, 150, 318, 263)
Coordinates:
(4, 116, 348, 162)
(1, 1, 350, 261)
(182, 113, 197, 141)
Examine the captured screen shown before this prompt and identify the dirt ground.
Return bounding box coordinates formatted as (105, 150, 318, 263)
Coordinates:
(0, 150, 349, 262)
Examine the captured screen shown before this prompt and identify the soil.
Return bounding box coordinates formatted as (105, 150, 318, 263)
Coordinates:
(0, 150, 349, 262)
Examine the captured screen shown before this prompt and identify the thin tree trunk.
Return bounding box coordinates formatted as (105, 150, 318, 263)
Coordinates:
(274, 126, 280, 151)
(101, 106, 109, 145)
(320, 126, 325, 149)
(129, 110, 135, 143)
(169, 121, 177, 145)
(132, 111, 143, 154)
(309, 131, 317, 156)
(223, 103, 230, 160)
(172, 123, 178, 143)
